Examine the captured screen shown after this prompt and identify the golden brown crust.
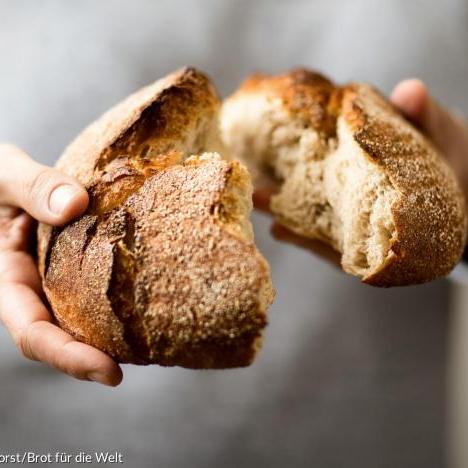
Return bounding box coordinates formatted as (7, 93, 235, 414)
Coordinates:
(241, 68, 340, 139)
(55, 67, 220, 184)
(341, 84, 466, 285)
(230, 69, 467, 286)
(37, 68, 274, 367)
(38, 67, 220, 281)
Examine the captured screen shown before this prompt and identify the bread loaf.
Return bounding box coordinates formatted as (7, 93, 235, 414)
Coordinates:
(220, 69, 467, 286)
(37, 68, 274, 367)
(38, 65, 467, 369)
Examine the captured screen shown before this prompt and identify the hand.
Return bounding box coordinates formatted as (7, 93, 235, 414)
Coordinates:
(0, 144, 122, 386)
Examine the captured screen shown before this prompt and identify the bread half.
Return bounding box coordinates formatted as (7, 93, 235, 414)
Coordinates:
(220, 69, 467, 286)
(37, 68, 274, 367)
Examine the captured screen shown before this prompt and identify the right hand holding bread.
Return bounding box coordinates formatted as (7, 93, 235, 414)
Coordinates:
(221, 69, 467, 285)
(252, 76, 468, 278)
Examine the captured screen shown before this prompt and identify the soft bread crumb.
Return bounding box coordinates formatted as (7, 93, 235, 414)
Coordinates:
(219, 93, 327, 180)
(221, 91, 397, 279)
(322, 117, 397, 276)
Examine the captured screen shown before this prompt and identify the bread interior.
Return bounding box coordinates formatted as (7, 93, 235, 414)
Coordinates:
(220, 93, 398, 278)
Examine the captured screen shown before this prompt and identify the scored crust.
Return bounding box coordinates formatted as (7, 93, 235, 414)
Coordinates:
(220, 68, 467, 286)
(55, 67, 223, 184)
(37, 68, 274, 367)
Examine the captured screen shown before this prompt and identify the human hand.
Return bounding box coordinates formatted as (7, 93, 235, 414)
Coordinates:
(0, 144, 122, 386)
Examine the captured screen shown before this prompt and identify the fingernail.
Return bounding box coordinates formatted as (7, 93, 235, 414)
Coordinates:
(49, 185, 80, 215)
(87, 371, 110, 386)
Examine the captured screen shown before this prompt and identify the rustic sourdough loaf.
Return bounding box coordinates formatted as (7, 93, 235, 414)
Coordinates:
(220, 69, 467, 286)
(37, 68, 274, 367)
(38, 66, 467, 368)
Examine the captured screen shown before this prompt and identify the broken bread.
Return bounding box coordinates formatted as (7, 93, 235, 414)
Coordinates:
(37, 67, 274, 367)
(220, 69, 467, 286)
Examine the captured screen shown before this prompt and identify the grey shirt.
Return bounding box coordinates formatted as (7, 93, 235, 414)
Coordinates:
(1, 1, 468, 467)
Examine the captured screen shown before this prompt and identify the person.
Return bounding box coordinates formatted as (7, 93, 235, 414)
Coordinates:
(0, 79, 467, 387)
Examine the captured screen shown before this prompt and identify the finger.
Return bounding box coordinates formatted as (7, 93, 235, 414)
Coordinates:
(0, 251, 42, 294)
(0, 281, 122, 386)
(0, 144, 89, 225)
(0, 251, 122, 386)
(390, 79, 430, 127)
(252, 176, 279, 212)
(0, 212, 33, 252)
(0, 206, 20, 219)
(253, 186, 273, 212)
(271, 222, 341, 269)
(21, 320, 123, 387)
(390, 79, 462, 148)
(391, 79, 468, 196)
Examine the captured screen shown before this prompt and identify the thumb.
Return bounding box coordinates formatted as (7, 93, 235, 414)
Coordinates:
(0, 144, 89, 225)
(390, 79, 462, 150)
(391, 79, 468, 199)
(390, 79, 430, 127)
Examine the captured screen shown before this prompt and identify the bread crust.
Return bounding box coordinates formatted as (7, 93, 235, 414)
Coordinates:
(341, 84, 466, 285)
(225, 69, 467, 286)
(55, 67, 221, 184)
(37, 68, 274, 367)
(241, 68, 340, 139)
